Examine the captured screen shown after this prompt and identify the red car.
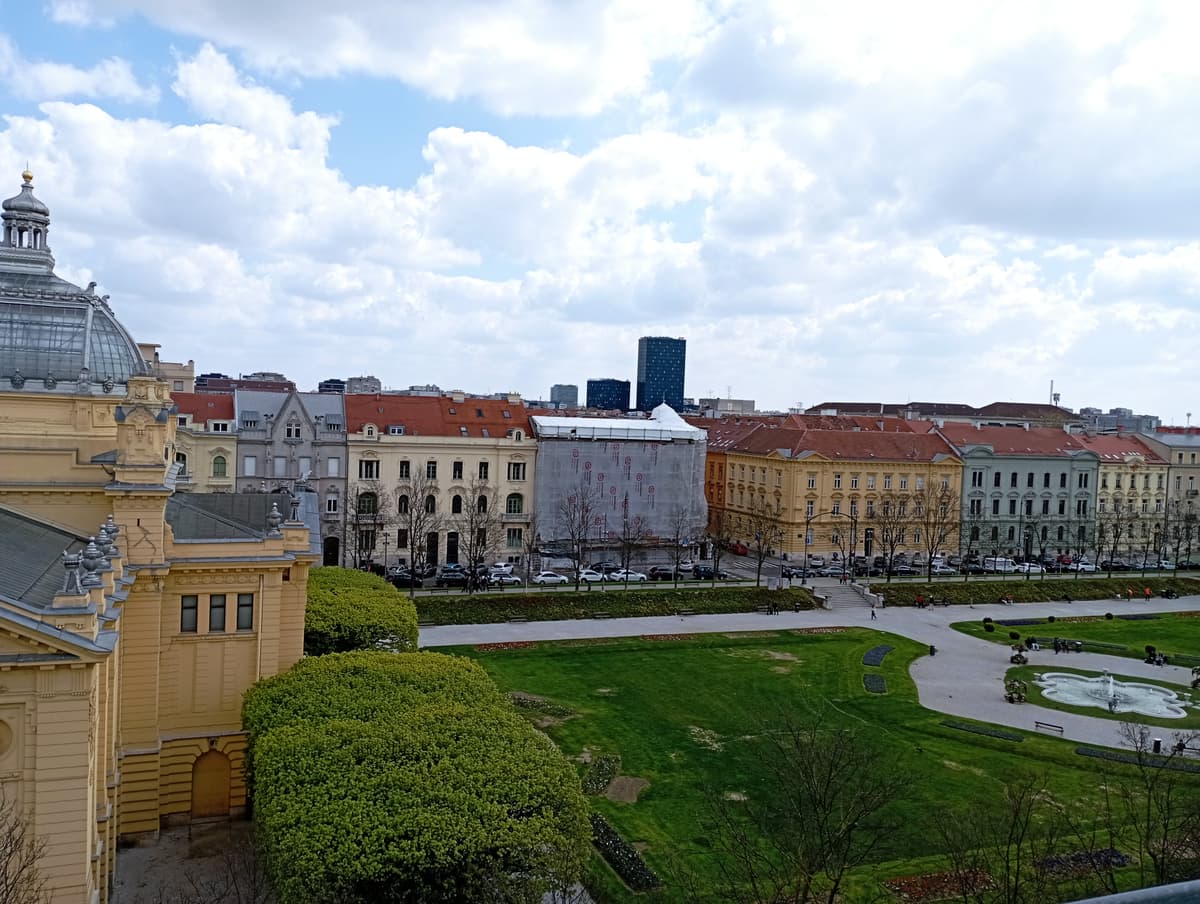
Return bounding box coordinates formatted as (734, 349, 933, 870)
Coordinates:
(728, 541, 749, 555)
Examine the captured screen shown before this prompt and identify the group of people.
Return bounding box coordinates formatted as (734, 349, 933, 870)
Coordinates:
(1145, 651, 1169, 666)
(996, 594, 1015, 606)
(1051, 637, 1083, 654)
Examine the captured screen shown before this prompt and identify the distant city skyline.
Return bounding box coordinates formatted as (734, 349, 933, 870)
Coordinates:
(2, 5, 1198, 418)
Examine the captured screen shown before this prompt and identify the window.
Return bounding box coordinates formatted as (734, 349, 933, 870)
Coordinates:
(478, 496, 488, 513)
(850, 476, 859, 489)
(425, 495, 436, 514)
(507, 527, 522, 549)
(807, 475, 816, 489)
(327, 457, 340, 477)
(1078, 472, 1090, 489)
(1008, 499, 1017, 516)
(398, 494, 410, 514)
(992, 498, 1001, 515)
(209, 594, 226, 632)
(913, 529, 921, 544)
(1144, 474, 1151, 490)
(1024, 499, 1033, 516)
(174, 452, 188, 475)
(969, 499, 982, 516)
(242, 455, 256, 477)
(866, 500, 875, 516)
(994, 471, 1001, 488)
(358, 530, 376, 552)
(299, 457, 311, 476)
(1076, 499, 1088, 516)
(832, 502, 841, 515)
(916, 476, 924, 490)
(210, 421, 229, 433)
(1158, 474, 1165, 490)
(453, 461, 463, 480)
(479, 461, 489, 480)
(426, 461, 438, 479)
(850, 500, 858, 517)
(1193, 453, 1197, 464)
(286, 422, 301, 439)
(365, 425, 376, 439)
(1058, 500, 1066, 516)
(899, 477, 908, 490)
(237, 593, 254, 631)
(177, 416, 188, 429)
(397, 528, 408, 547)
(1007, 526, 1015, 541)
(990, 526, 999, 542)
(397, 460, 410, 479)
(507, 462, 526, 481)
(884, 476, 892, 489)
(452, 495, 463, 514)
(180, 595, 198, 633)
(357, 493, 378, 515)
(241, 416, 258, 429)
(1027, 472, 1034, 488)
(1010, 472, 1018, 488)
(805, 528, 814, 544)
(1057, 526, 1065, 541)
(1156, 499, 1164, 513)
(506, 493, 524, 514)
(326, 495, 339, 514)
(1059, 473, 1067, 488)
(867, 476, 875, 489)
(1043, 473, 1050, 488)
(1142, 499, 1150, 513)
(173, 380, 184, 391)
(1041, 500, 1049, 515)
(971, 470, 984, 488)
(1115, 474, 1123, 489)
(970, 526, 980, 541)
(388, 425, 406, 436)
(359, 460, 379, 479)
(1178, 475, 1183, 491)
(805, 501, 814, 518)
(833, 474, 842, 489)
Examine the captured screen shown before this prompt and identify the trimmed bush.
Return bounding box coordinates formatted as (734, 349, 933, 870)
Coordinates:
(984, 623, 995, 632)
(1075, 746, 1200, 774)
(1047, 615, 1056, 623)
(863, 674, 887, 694)
(867, 577, 1200, 608)
(1009, 631, 1021, 641)
(243, 652, 591, 904)
(1106, 612, 1114, 619)
(590, 812, 661, 891)
(982, 617, 993, 624)
(582, 754, 622, 795)
(940, 720, 1024, 743)
(305, 567, 418, 655)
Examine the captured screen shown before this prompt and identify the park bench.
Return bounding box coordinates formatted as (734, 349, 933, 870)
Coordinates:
(676, 608, 696, 617)
(1035, 720, 1064, 734)
(755, 605, 771, 614)
(507, 617, 527, 623)
(591, 611, 611, 619)
(417, 620, 435, 628)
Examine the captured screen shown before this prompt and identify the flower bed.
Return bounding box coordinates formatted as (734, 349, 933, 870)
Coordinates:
(474, 641, 537, 652)
(940, 719, 1024, 743)
(1037, 848, 1129, 877)
(509, 693, 575, 719)
(1117, 613, 1161, 620)
(995, 618, 1043, 627)
(788, 626, 848, 634)
(884, 868, 993, 901)
(582, 755, 622, 795)
(1075, 747, 1200, 774)
(862, 644, 894, 667)
(868, 577, 1200, 608)
(863, 674, 887, 694)
(640, 634, 691, 642)
(590, 812, 661, 891)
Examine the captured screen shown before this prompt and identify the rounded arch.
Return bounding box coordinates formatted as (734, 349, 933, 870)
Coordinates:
(323, 534, 340, 566)
(211, 454, 227, 478)
(425, 494, 436, 514)
(357, 491, 378, 515)
(397, 494, 409, 514)
(478, 495, 489, 513)
(452, 494, 463, 514)
(505, 493, 524, 514)
(191, 749, 231, 819)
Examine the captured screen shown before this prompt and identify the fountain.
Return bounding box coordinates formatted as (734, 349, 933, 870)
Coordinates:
(1033, 670, 1192, 718)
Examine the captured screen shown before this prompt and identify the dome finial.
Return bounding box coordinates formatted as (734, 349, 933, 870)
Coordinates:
(21, 164, 32, 185)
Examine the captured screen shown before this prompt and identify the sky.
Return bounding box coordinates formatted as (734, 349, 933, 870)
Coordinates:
(1, 2, 1198, 419)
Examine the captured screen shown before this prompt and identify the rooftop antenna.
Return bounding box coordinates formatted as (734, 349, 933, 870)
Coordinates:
(1188, 412, 1193, 428)
(1049, 379, 1054, 405)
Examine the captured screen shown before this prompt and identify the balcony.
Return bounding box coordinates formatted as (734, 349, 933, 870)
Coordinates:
(502, 512, 532, 523)
(1189, 490, 1199, 498)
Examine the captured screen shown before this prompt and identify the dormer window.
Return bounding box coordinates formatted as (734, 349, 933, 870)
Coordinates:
(502, 410, 512, 419)
(286, 422, 302, 439)
(365, 425, 377, 438)
(476, 408, 484, 417)
(460, 427, 468, 436)
(388, 425, 405, 436)
(210, 421, 229, 433)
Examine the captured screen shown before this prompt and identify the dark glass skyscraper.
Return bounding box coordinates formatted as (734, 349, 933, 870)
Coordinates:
(636, 336, 686, 411)
(586, 378, 631, 410)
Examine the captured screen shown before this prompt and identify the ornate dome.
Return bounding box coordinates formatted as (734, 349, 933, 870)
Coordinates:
(0, 170, 148, 393)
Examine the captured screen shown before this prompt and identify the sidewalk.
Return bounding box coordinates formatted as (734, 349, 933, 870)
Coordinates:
(420, 595, 1200, 752)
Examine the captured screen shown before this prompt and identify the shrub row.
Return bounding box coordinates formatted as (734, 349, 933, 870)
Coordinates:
(581, 755, 622, 796)
(304, 567, 418, 656)
(1037, 849, 1129, 876)
(871, 577, 1200, 608)
(509, 693, 575, 718)
(1075, 746, 1200, 774)
(940, 720, 1025, 743)
(589, 812, 662, 892)
(416, 586, 818, 626)
(243, 652, 591, 904)
(862, 644, 894, 667)
(863, 674, 887, 694)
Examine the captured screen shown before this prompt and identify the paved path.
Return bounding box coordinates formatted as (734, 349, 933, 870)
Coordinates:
(420, 588, 1200, 752)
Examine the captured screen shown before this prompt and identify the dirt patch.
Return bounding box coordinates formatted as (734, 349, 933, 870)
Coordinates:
(770, 665, 792, 674)
(595, 687, 617, 696)
(633, 841, 650, 853)
(942, 759, 987, 777)
(510, 691, 547, 705)
(764, 650, 799, 661)
(689, 725, 724, 751)
(723, 791, 748, 801)
(115, 821, 264, 902)
(606, 776, 650, 803)
(722, 632, 780, 639)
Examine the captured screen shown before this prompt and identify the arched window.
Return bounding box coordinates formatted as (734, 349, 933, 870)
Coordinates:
(478, 495, 488, 513)
(397, 494, 409, 514)
(357, 492, 378, 515)
(425, 495, 436, 514)
(452, 495, 463, 514)
(212, 455, 226, 477)
(506, 493, 523, 514)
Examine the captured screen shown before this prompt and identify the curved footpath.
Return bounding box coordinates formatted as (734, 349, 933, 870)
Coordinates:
(419, 588, 1200, 752)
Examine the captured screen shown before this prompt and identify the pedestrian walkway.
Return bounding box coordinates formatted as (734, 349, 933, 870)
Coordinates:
(420, 595, 1200, 752)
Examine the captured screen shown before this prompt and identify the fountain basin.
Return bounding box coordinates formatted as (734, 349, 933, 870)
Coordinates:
(1032, 671, 1191, 718)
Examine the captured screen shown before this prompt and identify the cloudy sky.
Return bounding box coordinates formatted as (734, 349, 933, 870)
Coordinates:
(2, 2, 1197, 418)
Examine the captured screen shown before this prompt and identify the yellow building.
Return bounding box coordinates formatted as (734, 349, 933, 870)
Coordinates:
(344, 393, 535, 567)
(171, 391, 238, 493)
(721, 424, 962, 563)
(0, 171, 315, 902)
(1077, 433, 1169, 561)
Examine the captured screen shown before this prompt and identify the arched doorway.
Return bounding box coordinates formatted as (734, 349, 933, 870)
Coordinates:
(191, 749, 231, 819)
(323, 535, 340, 567)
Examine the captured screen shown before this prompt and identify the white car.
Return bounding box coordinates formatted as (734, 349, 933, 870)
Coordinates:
(606, 569, 647, 582)
(490, 562, 514, 575)
(532, 571, 568, 585)
(1015, 562, 1044, 574)
(577, 569, 606, 583)
(929, 564, 957, 576)
(1069, 561, 1097, 573)
(488, 573, 523, 586)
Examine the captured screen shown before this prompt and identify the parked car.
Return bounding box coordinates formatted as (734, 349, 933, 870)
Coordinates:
(607, 569, 647, 582)
(929, 564, 958, 576)
(817, 564, 849, 577)
(488, 573, 523, 586)
(1015, 562, 1044, 574)
(648, 565, 684, 580)
(435, 571, 469, 588)
(1100, 560, 1130, 571)
(780, 565, 805, 579)
(1177, 559, 1199, 569)
(693, 564, 730, 580)
(532, 570, 568, 585)
(590, 561, 619, 574)
(490, 562, 514, 575)
(677, 560, 697, 571)
(1070, 561, 1098, 573)
(808, 555, 827, 568)
(388, 571, 423, 589)
(577, 569, 606, 583)
(960, 563, 986, 575)
(888, 565, 918, 576)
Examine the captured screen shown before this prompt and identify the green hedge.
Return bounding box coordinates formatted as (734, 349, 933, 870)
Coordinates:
(416, 586, 817, 625)
(871, 577, 1200, 608)
(243, 652, 590, 904)
(305, 567, 418, 655)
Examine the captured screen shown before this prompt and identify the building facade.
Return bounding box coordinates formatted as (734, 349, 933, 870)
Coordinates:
(1138, 427, 1200, 562)
(343, 394, 536, 569)
(0, 171, 314, 903)
(233, 390, 347, 565)
(635, 336, 685, 412)
(586, 378, 631, 411)
(171, 392, 237, 493)
(550, 383, 578, 407)
(1076, 433, 1168, 563)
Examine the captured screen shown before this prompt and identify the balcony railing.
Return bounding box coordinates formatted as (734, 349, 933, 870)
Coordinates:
(502, 512, 532, 522)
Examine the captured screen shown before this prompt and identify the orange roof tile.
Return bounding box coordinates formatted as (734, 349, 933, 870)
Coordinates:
(937, 424, 1090, 457)
(1073, 433, 1166, 464)
(172, 392, 234, 424)
(344, 394, 534, 438)
(728, 425, 959, 462)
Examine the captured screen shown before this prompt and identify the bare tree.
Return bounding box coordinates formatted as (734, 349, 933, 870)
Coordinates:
(869, 491, 912, 583)
(556, 479, 601, 590)
(709, 507, 735, 585)
(744, 495, 784, 586)
(521, 510, 542, 585)
(345, 479, 392, 571)
(962, 500, 987, 582)
(0, 794, 46, 904)
(1098, 501, 1138, 576)
(615, 492, 650, 582)
(913, 483, 958, 580)
(396, 471, 444, 591)
(450, 478, 501, 593)
(677, 710, 910, 904)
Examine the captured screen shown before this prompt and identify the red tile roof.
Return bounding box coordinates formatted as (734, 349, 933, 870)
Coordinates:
(343, 394, 534, 438)
(937, 424, 1090, 457)
(172, 392, 234, 424)
(728, 425, 959, 462)
(1073, 433, 1166, 464)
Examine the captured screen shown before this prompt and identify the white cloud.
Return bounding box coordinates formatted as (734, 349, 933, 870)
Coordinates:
(0, 35, 158, 103)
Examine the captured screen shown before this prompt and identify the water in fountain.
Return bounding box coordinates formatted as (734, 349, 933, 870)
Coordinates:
(1034, 671, 1191, 718)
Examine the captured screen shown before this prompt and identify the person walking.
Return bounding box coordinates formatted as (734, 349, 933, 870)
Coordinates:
(870, 602, 878, 620)
(1144, 586, 1152, 601)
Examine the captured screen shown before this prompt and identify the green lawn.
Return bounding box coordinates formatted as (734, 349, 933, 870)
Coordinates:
(952, 611, 1200, 666)
(452, 630, 1197, 902)
(1006, 664, 1200, 730)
